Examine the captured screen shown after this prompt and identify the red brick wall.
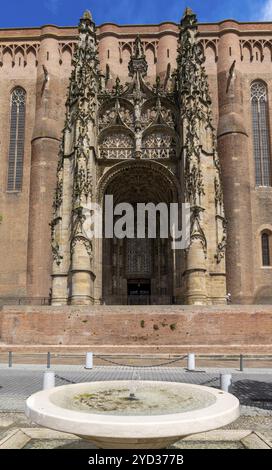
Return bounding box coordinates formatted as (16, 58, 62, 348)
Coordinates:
(0, 305, 271, 354)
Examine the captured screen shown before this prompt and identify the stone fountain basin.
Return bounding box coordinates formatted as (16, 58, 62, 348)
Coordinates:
(25, 381, 240, 449)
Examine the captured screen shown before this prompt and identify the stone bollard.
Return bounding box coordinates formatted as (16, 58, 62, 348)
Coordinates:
(187, 353, 196, 371)
(220, 373, 232, 392)
(43, 371, 55, 390)
(8, 351, 12, 368)
(85, 352, 93, 370)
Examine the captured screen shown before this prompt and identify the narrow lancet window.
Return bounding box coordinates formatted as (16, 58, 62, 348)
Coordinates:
(251, 81, 271, 187)
(262, 232, 271, 266)
(7, 87, 26, 191)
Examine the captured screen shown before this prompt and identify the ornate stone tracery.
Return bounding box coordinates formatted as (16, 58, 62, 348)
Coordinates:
(142, 131, 176, 159)
(98, 101, 134, 131)
(142, 104, 175, 127)
(97, 38, 178, 162)
(251, 81, 267, 102)
(99, 132, 134, 159)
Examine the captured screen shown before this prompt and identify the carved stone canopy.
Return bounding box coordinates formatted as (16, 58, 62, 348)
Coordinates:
(128, 35, 148, 77)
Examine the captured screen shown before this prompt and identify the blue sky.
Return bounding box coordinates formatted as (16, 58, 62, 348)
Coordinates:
(1, 0, 272, 28)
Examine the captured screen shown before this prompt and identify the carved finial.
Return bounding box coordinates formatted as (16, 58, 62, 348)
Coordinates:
(113, 76, 123, 95)
(133, 35, 145, 59)
(83, 10, 92, 20)
(181, 6, 197, 27)
(184, 7, 193, 17)
(153, 76, 161, 94)
(79, 9, 96, 36)
(128, 35, 148, 77)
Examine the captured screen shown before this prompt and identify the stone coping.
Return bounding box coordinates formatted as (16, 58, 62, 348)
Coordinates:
(1, 304, 272, 313)
(0, 345, 272, 354)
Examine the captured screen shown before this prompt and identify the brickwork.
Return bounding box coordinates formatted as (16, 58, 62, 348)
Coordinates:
(0, 305, 271, 353)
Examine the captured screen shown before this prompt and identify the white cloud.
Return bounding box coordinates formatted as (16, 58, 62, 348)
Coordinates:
(44, 0, 61, 15)
(260, 0, 272, 20)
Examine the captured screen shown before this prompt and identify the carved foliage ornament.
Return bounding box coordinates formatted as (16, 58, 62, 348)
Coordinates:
(189, 207, 207, 255)
(142, 105, 175, 127)
(71, 207, 92, 258)
(50, 217, 63, 266)
(98, 102, 134, 131)
(215, 217, 227, 264)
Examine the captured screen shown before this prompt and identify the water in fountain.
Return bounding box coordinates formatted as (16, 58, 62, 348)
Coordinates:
(51, 381, 217, 416)
(128, 370, 141, 401)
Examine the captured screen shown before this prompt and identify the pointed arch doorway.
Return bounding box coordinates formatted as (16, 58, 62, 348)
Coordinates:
(100, 161, 181, 305)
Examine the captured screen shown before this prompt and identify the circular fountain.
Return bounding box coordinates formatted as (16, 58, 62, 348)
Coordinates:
(25, 381, 240, 449)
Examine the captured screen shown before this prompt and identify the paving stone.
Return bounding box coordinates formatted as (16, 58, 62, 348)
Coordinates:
(0, 416, 15, 428)
(21, 428, 79, 440)
(24, 439, 79, 450)
(183, 430, 251, 441)
(0, 429, 30, 449)
(56, 440, 97, 449)
(172, 441, 245, 449)
(241, 433, 271, 449)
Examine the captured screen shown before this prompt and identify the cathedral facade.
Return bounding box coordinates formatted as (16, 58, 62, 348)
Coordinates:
(0, 8, 272, 307)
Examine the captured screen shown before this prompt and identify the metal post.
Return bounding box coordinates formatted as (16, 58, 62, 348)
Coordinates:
(85, 352, 93, 369)
(47, 352, 51, 369)
(187, 353, 195, 371)
(43, 371, 55, 390)
(8, 351, 12, 368)
(240, 354, 244, 372)
(220, 373, 232, 392)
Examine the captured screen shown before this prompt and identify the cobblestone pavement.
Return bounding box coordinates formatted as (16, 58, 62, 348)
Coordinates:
(0, 364, 272, 412)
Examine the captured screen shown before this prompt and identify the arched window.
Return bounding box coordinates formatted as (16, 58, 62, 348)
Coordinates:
(251, 81, 271, 186)
(261, 232, 271, 266)
(7, 87, 26, 191)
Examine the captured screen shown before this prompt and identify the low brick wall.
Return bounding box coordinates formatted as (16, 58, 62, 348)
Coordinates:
(0, 305, 272, 354)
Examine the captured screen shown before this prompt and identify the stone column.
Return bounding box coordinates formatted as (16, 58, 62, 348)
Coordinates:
(217, 21, 254, 304)
(27, 27, 62, 300)
(70, 140, 96, 306)
(70, 239, 93, 305)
